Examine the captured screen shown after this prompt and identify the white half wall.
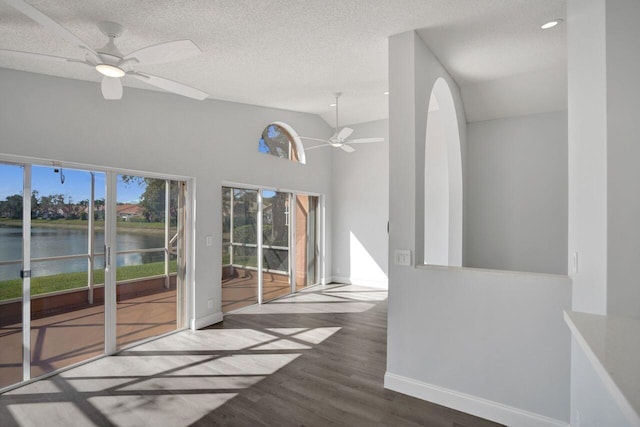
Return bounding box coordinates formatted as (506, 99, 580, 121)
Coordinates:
(331, 119, 388, 288)
(466, 111, 568, 275)
(0, 68, 334, 328)
(388, 30, 571, 425)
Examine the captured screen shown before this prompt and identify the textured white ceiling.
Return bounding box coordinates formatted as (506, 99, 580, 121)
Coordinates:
(0, 0, 566, 125)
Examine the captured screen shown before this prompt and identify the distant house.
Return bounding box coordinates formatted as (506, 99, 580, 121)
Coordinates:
(116, 204, 143, 221)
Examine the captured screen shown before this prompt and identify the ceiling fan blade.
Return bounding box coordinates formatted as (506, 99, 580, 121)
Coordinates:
(0, 48, 77, 63)
(304, 144, 330, 151)
(340, 144, 356, 153)
(101, 77, 123, 100)
(337, 127, 354, 140)
(346, 137, 385, 144)
(124, 40, 202, 66)
(130, 72, 208, 100)
(3, 0, 97, 56)
(299, 136, 331, 144)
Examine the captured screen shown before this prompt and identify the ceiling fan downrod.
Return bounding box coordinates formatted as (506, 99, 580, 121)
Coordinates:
(334, 92, 342, 133)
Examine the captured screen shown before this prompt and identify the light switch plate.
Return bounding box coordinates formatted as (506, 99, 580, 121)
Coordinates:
(394, 249, 411, 266)
(205, 235, 213, 246)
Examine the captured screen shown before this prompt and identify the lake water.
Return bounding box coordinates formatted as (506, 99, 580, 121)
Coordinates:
(0, 226, 166, 279)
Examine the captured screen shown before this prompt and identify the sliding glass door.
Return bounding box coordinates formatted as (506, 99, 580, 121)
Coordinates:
(221, 186, 320, 312)
(294, 195, 319, 291)
(29, 165, 106, 378)
(261, 190, 291, 302)
(0, 159, 189, 391)
(0, 163, 25, 388)
(221, 188, 259, 313)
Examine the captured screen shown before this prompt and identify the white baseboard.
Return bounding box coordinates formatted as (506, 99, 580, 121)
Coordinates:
(191, 311, 223, 330)
(384, 372, 568, 427)
(332, 275, 388, 289)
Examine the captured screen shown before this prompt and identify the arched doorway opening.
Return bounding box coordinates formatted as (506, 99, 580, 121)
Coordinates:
(424, 78, 462, 266)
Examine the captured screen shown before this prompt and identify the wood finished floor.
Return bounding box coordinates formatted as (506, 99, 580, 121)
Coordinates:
(0, 284, 503, 427)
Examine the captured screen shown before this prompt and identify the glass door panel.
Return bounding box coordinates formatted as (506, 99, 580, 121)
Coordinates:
(261, 190, 290, 302)
(0, 163, 24, 388)
(221, 188, 259, 312)
(29, 166, 105, 378)
(294, 195, 319, 290)
(115, 175, 178, 349)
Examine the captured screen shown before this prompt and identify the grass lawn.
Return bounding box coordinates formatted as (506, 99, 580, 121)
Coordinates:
(0, 260, 177, 301)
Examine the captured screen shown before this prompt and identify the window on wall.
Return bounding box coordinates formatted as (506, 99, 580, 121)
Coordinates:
(258, 122, 306, 164)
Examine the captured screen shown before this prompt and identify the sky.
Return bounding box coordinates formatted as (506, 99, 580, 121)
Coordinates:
(0, 164, 145, 203)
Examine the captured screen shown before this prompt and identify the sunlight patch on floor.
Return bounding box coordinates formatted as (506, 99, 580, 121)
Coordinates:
(88, 393, 238, 427)
(8, 402, 96, 427)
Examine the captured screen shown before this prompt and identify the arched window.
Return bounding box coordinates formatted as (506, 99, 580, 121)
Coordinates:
(258, 122, 306, 164)
(424, 78, 462, 266)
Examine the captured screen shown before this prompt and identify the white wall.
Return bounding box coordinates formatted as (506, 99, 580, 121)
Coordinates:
(424, 108, 450, 265)
(386, 30, 572, 426)
(604, 0, 640, 319)
(0, 68, 334, 327)
(567, 0, 640, 425)
(567, 0, 608, 315)
(331, 119, 388, 288)
(466, 111, 568, 275)
(460, 66, 568, 123)
(567, 0, 640, 317)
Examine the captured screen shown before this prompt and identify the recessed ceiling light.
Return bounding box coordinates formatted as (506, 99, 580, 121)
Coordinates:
(541, 19, 563, 30)
(384, 91, 389, 95)
(329, 103, 337, 107)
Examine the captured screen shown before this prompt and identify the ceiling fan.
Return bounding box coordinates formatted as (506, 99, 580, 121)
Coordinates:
(301, 93, 385, 153)
(0, 0, 209, 100)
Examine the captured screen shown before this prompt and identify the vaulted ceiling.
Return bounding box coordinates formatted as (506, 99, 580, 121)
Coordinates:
(0, 0, 566, 126)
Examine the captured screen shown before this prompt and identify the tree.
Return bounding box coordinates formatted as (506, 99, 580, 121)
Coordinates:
(31, 190, 39, 218)
(265, 192, 288, 246)
(38, 193, 65, 219)
(0, 194, 22, 219)
(121, 176, 177, 223)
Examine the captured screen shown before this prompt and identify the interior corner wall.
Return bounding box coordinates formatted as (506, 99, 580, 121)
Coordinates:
(466, 111, 568, 275)
(331, 119, 388, 288)
(0, 68, 334, 327)
(386, 30, 571, 426)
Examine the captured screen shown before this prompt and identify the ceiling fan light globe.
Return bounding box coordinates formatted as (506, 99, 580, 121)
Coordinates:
(96, 63, 125, 78)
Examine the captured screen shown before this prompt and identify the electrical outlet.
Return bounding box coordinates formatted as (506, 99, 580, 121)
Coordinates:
(207, 298, 213, 309)
(205, 235, 213, 247)
(394, 249, 411, 266)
